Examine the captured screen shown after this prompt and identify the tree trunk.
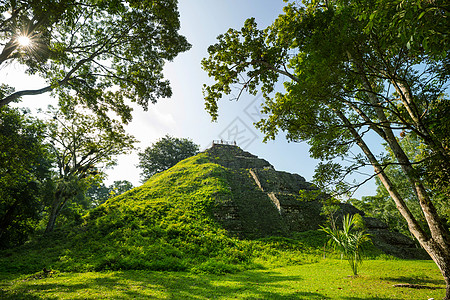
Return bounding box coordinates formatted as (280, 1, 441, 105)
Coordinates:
(440, 254, 450, 300)
(0, 40, 16, 67)
(393, 80, 450, 168)
(335, 110, 450, 298)
(44, 195, 67, 234)
(347, 53, 450, 297)
(424, 241, 450, 300)
(44, 202, 59, 234)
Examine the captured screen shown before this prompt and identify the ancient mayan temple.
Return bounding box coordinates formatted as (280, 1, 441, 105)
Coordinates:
(205, 143, 428, 259)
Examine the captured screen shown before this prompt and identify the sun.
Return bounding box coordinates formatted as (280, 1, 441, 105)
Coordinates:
(17, 35, 31, 47)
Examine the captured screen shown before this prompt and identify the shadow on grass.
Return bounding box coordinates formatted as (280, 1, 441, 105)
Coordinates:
(344, 297, 404, 300)
(381, 274, 444, 286)
(0, 280, 90, 300)
(97, 270, 318, 299)
(1, 270, 304, 299)
(1, 269, 413, 300)
(2, 270, 312, 300)
(0, 289, 57, 300)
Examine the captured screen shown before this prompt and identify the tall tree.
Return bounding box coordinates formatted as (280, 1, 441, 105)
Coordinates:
(138, 135, 199, 182)
(351, 133, 449, 237)
(202, 0, 450, 297)
(0, 0, 190, 123)
(0, 106, 52, 248)
(43, 107, 136, 233)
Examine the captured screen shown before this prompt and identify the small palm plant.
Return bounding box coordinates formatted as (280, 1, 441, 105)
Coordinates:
(321, 214, 371, 276)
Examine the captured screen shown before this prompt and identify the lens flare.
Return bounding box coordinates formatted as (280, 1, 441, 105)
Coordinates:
(17, 35, 31, 47)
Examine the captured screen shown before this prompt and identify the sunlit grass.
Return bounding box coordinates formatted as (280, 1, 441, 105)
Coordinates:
(0, 259, 445, 299)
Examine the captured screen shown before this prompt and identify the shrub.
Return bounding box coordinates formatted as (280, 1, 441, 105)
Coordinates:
(321, 214, 371, 276)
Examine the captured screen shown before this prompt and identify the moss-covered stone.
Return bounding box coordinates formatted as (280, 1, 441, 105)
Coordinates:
(203, 144, 428, 259)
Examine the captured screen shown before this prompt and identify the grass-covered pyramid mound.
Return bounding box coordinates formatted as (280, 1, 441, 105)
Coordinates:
(1, 146, 325, 275)
(64, 152, 245, 273)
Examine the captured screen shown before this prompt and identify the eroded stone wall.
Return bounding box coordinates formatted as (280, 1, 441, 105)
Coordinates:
(206, 144, 428, 259)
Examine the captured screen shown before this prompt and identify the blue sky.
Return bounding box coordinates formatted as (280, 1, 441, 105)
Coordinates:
(3, 0, 378, 198)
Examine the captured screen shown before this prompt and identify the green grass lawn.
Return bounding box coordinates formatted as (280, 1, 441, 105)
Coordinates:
(0, 259, 445, 299)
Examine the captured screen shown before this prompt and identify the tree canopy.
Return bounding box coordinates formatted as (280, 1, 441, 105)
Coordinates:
(202, 0, 450, 297)
(0, 104, 137, 241)
(0, 106, 52, 248)
(138, 135, 199, 182)
(0, 0, 190, 123)
(43, 106, 137, 232)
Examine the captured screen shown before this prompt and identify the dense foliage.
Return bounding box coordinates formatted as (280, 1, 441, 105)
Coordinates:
(0, 104, 137, 246)
(0, 107, 52, 248)
(0, 0, 190, 123)
(202, 0, 449, 296)
(138, 135, 199, 182)
(42, 107, 137, 233)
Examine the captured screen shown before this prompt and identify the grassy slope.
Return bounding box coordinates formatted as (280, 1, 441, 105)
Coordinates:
(0, 153, 319, 274)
